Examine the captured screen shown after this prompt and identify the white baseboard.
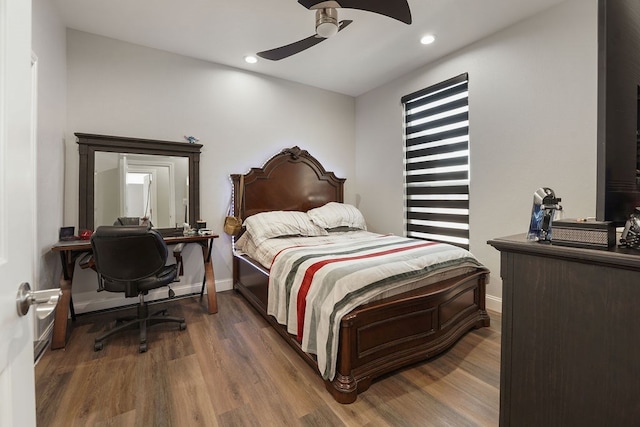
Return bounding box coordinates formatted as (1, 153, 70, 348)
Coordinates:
(36, 320, 54, 342)
(34, 321, 55, 363)
(71, 278, 234, 315)
(50, 276, 495, 321)
(214, 278, 234, 292)
(485, 293, 502, 314)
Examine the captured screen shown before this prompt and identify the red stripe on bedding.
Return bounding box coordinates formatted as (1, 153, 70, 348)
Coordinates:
(295, 241, 438, 340)
(270, 234, 393, 269)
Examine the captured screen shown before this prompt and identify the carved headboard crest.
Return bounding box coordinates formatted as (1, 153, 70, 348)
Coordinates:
(231, 147, 345, 221)
(281, 146, 307, 160)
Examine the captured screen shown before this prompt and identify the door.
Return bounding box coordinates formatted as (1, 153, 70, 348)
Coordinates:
(0, 0, 37, 425)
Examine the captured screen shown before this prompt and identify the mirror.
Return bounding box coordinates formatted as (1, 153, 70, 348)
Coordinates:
(77, 133, 202, 235)
(94, 152, 189, 228)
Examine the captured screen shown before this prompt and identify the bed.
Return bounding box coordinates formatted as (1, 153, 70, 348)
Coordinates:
(231, 146, 490, 404)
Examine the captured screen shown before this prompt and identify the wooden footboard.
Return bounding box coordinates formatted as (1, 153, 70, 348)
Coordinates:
(328, 270, 489, 403)
(233, 253, 490, 404)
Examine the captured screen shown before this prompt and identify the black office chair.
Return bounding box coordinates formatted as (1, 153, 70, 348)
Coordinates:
(89, 225, 186, 353)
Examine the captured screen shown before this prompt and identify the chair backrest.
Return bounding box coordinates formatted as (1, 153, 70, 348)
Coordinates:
(91, 226, 168, 283)
(114, 217, 141, 226)
(114, 216, 154, 228)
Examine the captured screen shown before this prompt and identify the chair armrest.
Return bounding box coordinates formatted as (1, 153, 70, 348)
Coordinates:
(172, 243, 185, 276)
(78, 252, 105, 291)
(172, 243, 185, 255)
(78, 252, 95, 271)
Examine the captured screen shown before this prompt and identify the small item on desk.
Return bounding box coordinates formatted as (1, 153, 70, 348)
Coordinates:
(59, 226, 78, 241)
(182, 223, 197, 236)
(552, 218, 615, 249)
(527, 187, 562, 242)
(198, 228, 213, 236)
(79, 229, 93, 240)
(196, 220, 207, 230)
(620, 208, 640, 249)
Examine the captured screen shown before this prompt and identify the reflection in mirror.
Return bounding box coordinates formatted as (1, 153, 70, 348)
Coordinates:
(94, 152, 189, 228)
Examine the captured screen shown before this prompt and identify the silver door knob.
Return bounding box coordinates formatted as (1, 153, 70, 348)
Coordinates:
(16, 282, 61, 319)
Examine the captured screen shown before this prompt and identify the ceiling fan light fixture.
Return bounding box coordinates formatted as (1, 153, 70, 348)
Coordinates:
(315, 8, 339, 38)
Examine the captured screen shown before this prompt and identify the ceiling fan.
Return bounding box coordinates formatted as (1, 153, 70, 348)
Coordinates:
(257, 0, 412, 61)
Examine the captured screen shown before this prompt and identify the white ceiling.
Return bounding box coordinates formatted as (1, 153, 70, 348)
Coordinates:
(52, 0, 567, 97)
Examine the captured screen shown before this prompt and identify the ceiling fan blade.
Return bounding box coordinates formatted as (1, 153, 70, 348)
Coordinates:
(298, 0, 412, 24)
(257, 35, 324, 61)
(257, 20, 353, 61)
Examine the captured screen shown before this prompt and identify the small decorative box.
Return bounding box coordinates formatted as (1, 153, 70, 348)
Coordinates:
(552, 218, 615, 249)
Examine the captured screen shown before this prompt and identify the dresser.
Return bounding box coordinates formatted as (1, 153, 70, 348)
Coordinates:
(488, 234, 640, 426)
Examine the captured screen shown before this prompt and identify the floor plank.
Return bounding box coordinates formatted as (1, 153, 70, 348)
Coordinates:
(35, 291, 500, 426)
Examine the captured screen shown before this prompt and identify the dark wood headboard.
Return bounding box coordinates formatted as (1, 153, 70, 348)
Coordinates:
(231, 146, 345, 220)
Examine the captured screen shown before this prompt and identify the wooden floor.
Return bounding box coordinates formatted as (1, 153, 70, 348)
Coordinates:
(35, 290, 501, 427)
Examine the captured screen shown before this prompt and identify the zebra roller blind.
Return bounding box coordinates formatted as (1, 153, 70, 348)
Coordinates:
(402, 73, 470, 249)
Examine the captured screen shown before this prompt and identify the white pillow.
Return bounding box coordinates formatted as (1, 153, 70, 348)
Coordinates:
(243, 210, 328, 245)
(307, 202, 367, 231)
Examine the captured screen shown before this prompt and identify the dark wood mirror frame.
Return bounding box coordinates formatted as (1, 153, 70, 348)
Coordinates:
(76, 133, 202, 235)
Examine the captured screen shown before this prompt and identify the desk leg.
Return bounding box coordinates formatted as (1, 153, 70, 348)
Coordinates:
(51, 256, 74, 350)
(201, 244, 218, 314)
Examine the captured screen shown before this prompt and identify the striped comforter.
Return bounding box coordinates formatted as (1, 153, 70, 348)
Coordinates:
(266, 234, 487, 381)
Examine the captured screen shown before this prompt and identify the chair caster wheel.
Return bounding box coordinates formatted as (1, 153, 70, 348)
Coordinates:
(94, 342, 103, 351)
(180, 322, 187, 331)
(139, 343, 148, 353)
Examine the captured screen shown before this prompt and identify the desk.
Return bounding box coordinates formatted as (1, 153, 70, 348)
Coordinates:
(51, 233, 219, 350)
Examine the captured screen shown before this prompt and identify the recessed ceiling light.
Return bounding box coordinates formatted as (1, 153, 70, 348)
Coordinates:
(244, 55, 258, 64)
(420, 34, 436, 45)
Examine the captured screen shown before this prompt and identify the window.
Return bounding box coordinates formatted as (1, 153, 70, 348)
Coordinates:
(402, 73, 470, 249)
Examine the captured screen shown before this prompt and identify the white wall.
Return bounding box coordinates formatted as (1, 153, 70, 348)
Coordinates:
(64, 30, 356, 312)
(32, 0, 67, 337)
(58, 0, 599, 314)
(354, 0, 599, 311)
